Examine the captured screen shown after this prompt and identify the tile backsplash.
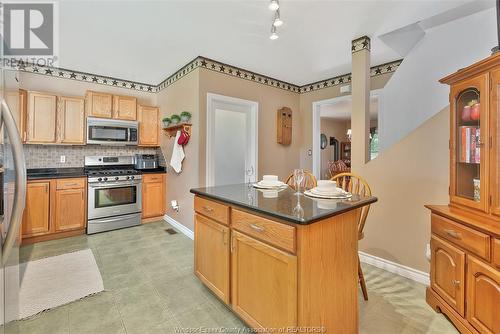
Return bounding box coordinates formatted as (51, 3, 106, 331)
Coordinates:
(23, 145, 165, 169)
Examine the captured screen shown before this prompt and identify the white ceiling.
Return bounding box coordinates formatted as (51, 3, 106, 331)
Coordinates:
(58, 0, 480, 85)
(320, 96, 379, 121)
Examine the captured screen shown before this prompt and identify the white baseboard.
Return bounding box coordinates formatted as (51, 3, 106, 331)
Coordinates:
(163, 215, 194, 240)
(359, 251, 430, 286)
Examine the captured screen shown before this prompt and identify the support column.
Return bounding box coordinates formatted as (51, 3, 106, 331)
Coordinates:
(351, 36, 371, 169)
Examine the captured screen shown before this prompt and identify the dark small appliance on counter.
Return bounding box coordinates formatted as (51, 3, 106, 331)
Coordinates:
(134, 154, 159, 170)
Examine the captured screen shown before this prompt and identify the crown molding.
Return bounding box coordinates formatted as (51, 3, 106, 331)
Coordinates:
(10, 55, 402, 94)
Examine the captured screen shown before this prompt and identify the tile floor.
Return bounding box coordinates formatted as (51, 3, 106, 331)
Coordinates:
(17, 221, 459, 334)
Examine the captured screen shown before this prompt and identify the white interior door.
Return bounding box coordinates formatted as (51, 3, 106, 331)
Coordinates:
(207, 93, 258, 187)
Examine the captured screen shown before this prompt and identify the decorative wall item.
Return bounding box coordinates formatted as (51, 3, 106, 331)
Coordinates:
(277, 107, 292, 145)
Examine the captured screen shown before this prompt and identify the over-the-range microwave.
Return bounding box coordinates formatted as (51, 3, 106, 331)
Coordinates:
(87, 117, 138, 146)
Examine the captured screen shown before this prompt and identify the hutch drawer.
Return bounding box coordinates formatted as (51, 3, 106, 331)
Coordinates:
(194, 196, 230, 226)
(431, 214, 490, 261)
(231, 208, 296, 253)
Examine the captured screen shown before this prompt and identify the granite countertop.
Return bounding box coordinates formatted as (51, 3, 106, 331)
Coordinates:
(190, 183, 377, 225)
(140, 166, 167, 174)
(27, 168, 87, 180)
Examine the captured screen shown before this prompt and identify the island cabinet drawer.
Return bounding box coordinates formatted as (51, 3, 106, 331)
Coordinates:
(56, 178, 86, 190)
(194, 196, 229, 225)
(231, 209, 296, 253)
(431, 214, 490, 260)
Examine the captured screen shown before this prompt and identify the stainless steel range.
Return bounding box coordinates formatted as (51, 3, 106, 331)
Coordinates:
(85, 156, 142, 234)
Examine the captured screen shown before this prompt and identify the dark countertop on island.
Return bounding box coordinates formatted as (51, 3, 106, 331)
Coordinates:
(190, 183, 377, 225)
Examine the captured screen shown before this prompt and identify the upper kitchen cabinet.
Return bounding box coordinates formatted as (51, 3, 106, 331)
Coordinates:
(85, 91, 113, 118)
(57, 96, 85, 144)
(5, 89, 27, 142)
(113, 95, 137, 120)
(138, 105, 159, 146)
(26, 91, 57, 143)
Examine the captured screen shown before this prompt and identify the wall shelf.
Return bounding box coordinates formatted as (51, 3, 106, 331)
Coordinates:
(162, 123, 192, 138)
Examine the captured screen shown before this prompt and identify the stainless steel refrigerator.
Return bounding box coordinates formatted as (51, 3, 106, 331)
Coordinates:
(0, 67, 27, 333)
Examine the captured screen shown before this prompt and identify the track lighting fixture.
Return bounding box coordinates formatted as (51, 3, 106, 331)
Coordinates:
(268, 0, 279, 11)
(273, 9, 283, 27)
(269, 25, 279, 40)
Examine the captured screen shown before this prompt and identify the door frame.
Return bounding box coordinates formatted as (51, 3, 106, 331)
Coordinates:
(206, 93, 259, 187)
(311, 89, 383, 179)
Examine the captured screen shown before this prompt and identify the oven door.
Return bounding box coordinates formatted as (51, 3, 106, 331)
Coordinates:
(88, 181, 142, 220)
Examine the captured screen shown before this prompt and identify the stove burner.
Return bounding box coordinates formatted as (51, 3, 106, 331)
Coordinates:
(86, 169, 140, 177)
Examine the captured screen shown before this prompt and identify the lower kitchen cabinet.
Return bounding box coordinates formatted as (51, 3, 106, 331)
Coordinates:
(466, 256, 500, 334)
(142, 173, 166, 220)
(54, 187, 86, 232)
(231, 230, 297, 329)
(194, 214, 230, 303)
(22, 178, 87, 244)
(22, 181, 50, 238)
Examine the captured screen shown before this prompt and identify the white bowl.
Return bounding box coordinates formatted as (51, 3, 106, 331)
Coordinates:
(316, 180, 337, 191)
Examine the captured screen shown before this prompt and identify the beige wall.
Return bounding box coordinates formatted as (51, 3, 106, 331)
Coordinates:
(156, 70, 200, 230)
(198, 68, 301, 183)
(355, 109, 449, 272)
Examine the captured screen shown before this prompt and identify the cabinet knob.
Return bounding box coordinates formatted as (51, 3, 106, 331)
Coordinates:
(250, 224, 264, 232)
(452, 279, 461, 286)
(444, 229, 461, 239)
(203, 206, 213, 212)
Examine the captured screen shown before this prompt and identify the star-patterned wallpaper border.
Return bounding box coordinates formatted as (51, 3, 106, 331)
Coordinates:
(352, 36, 371, 53)
(12, 55, 402, 95)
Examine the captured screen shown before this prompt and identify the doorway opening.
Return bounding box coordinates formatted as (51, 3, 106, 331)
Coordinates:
(312, 91, 381, 179)
(206, 93, 258, 187)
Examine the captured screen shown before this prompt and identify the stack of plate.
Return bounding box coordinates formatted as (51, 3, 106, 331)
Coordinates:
(305, 180, 352, 199)
(253, 175, 286, 189)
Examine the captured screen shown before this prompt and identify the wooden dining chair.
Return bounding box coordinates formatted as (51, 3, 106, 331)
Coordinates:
(331, 172, 372, 301)
(285, 170, 317, 191)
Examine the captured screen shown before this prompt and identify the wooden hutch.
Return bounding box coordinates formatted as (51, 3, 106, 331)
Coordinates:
(426, 54, 500, 334)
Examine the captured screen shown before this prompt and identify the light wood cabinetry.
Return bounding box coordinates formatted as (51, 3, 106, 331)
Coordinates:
(466, 256, 500, 334)
(194, 214, 230, 303)
(85, 91, 113, 118)
(138, 105, 159, 146)
(430, 235, 465, 316)
(54, 180, 86, 232)
(427, 54, 500, 334)
(231, 230, 297, 329)
(57, 96, 85, 144)
(22, 178, 87, 244)
(5, 89, 27, 141)
(22, 181, 50, 237)
(113, 95, 137, 120)
(141, 173, 166, 220)
(193, 195, 360, 333)
(26, 92, 57, 143)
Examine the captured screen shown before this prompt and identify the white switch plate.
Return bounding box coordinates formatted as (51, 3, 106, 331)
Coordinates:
(60, 155, 66, 163)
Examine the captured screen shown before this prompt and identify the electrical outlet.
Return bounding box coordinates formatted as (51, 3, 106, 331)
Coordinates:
(60, 155, 66, 163)
(340, 84, 351, 94)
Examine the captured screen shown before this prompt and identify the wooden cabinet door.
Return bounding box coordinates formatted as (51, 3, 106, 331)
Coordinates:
(231, 230, 297, 330)
(142, 174, 165, 218)
(449, 73, 489, 212)
(430, 235, 465, 316)
(194, 214, 230, 303)
(22, 182, 50, 237)
(86, 91, 112, 118)
(54, 188, 86, 232)
(5, 89, 27, 141)
(26, 92, 57, 143)
(467, 256, 500, 334)
(57, 96, 85, 144)
(490, 68, 500, 216)
(113, 95, 137, 120)
(138, 105, 159, 146)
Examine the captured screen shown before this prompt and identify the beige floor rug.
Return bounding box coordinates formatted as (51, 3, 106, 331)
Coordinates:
(19, 249, 104, 319)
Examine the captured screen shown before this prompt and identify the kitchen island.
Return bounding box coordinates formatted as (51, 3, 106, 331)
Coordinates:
(190, 183, 377, 333)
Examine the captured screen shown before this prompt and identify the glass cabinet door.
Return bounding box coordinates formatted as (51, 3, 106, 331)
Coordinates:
(491, 69, 500, 217)
(450, 74, 488, 211)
